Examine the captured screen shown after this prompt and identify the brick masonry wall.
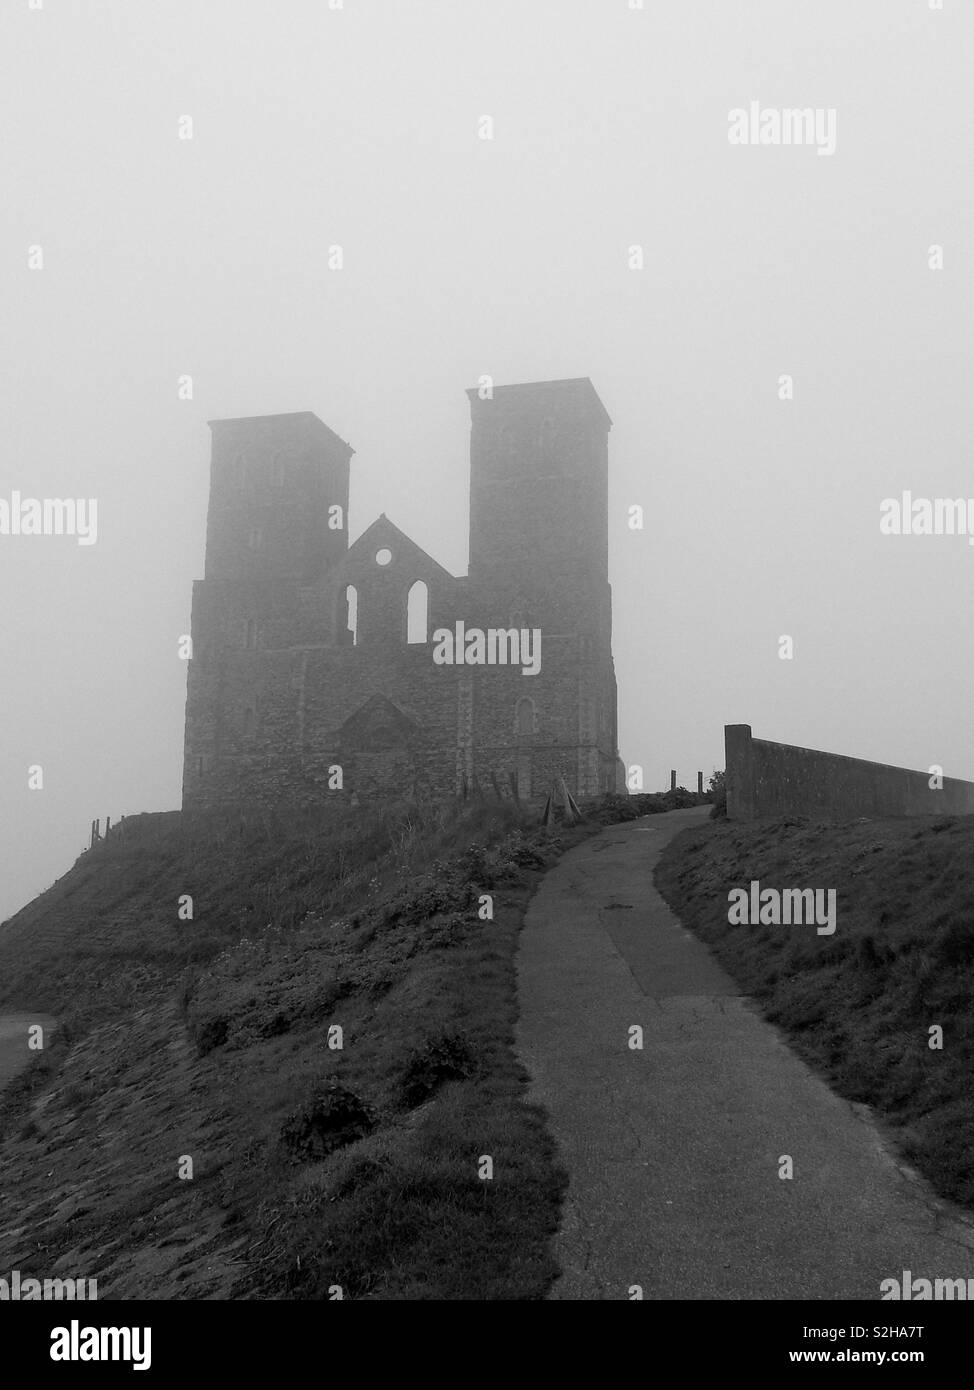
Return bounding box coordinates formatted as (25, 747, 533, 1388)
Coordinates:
(725, 723, 974, 821)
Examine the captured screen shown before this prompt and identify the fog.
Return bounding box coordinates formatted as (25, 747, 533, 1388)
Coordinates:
(2, 0, 971, 922)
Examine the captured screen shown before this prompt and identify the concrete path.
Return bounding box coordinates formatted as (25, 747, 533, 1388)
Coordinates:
(516, 808, 974, 1300)
(0, 1013, 56, 1092)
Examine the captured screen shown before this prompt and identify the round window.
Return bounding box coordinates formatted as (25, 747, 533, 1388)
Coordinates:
(375, 548, 392, 566)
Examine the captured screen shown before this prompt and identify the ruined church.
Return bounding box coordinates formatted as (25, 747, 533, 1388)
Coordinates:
(181, 378, 622, 809)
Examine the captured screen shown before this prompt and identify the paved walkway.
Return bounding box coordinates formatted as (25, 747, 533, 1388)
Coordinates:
(516, 808, 974, 1300)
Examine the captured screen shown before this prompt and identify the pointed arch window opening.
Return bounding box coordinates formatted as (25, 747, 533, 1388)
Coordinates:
(407, 580, 429, 645)
(344, 584, 359, 646)
(516, 697, 535, 737)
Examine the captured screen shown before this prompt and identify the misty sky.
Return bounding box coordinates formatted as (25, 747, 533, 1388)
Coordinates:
(2, 0, 972, 923)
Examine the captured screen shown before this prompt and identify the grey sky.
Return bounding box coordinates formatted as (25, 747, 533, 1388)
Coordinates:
(2, 0, 971, 922)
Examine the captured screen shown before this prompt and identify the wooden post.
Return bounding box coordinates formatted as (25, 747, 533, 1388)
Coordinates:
(697, 771, 704, 795)
(558, 776, 583, 825)
(670, 770, 677, 792)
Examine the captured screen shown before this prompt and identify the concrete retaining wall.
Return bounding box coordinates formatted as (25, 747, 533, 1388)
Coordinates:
(725, 724, 974, 822)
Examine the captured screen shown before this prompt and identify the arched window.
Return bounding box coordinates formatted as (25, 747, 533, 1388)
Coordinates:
(245, 618, 257, 650)
(516, 697, 535, 736)
(407, 580, 429, 644)
(344, 584, 358, 646)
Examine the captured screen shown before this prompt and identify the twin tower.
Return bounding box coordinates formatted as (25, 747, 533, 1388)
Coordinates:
(181, 378, 622, 809)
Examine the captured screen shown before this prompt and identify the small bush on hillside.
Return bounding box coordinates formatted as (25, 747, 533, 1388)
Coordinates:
(417, 911, 472, 952)
(280, 1080, 374, 1162)
(400, 1032, 476, 1108)
(664, 787, 702, 809)
(195, 1013, 230, 1055)
(505, 830, 548, 868)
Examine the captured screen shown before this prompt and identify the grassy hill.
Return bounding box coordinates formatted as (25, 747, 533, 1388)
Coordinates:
(0, 788, 708, 1299)
(655, 812, 974, 1209)
(0, 797, 586, 1299)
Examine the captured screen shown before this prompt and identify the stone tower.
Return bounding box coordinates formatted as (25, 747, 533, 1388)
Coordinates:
(181, 412, 353, 805)
(465, 379, 617, 797)
(181, 380, 620, 811)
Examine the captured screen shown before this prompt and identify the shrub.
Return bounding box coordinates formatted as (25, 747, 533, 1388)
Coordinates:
(195, 1013, 230, 1055)
(400, 1032, 476, 1108)
(280, 1080, 374, 1162)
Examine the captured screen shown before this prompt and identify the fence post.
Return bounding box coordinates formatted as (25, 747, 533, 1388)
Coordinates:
(558, 775, 583, 825)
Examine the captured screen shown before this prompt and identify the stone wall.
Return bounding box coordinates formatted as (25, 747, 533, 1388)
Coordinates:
(725, 724, 974, 821)
(182, 380, 621, 811)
